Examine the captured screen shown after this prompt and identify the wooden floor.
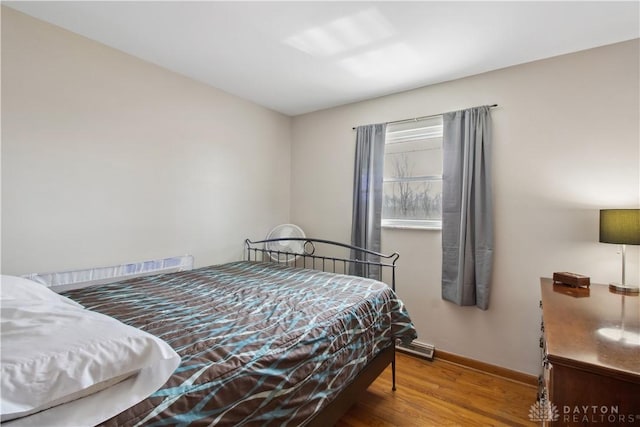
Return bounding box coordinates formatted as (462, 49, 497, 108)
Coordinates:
(336, 352, 538, 426)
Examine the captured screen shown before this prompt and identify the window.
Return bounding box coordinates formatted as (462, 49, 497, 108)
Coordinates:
(382, 115, 443, 229)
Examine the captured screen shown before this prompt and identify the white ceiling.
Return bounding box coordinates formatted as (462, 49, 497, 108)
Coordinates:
(5, 1, 639, 116)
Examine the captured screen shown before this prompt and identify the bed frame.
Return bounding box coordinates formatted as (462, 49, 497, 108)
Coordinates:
(245, 237, 401, 426)
(245, 237, 399, 291)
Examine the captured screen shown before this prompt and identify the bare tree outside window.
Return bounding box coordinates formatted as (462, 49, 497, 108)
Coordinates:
(392, 154, 413, 217)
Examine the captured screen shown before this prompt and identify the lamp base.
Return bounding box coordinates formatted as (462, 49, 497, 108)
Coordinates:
(609, 283, 640, 296)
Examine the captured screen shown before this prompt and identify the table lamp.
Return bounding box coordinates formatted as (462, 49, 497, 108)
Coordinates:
(599, 209, 640, 295)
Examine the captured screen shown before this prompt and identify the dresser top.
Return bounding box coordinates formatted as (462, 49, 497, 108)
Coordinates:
(540, 278, 640, 382)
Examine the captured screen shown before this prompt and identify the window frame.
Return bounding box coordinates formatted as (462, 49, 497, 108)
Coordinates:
(381, 116, 443, 231)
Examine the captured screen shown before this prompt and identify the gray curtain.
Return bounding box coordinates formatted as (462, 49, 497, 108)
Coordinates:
(350, 123, 386, 279)
(441, 106, 493, 310)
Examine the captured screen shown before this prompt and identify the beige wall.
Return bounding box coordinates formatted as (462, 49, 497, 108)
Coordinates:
(1, 7, 291, 274)
(291, 39, 640, 375)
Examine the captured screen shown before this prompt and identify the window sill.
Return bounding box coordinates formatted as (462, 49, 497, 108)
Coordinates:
(382, 220, 442, 231)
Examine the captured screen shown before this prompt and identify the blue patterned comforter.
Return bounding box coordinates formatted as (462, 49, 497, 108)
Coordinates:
(63, 261, 416, 426)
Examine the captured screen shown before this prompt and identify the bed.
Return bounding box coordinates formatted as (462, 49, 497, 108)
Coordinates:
(1, 238, 416, 426)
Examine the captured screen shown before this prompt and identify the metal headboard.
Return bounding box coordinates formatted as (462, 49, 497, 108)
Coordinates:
(244, 238, 399, 291)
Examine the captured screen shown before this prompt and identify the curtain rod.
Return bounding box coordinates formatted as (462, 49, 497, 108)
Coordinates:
(352, 104, 498, 130)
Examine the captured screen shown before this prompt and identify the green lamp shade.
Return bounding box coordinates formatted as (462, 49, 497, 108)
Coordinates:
(599, 209, 640, 245)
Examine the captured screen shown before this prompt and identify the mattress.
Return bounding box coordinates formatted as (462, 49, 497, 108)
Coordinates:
(63, 261, 417, 426)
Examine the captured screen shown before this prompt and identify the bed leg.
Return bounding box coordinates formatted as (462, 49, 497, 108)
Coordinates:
(392, 351, 397, 391)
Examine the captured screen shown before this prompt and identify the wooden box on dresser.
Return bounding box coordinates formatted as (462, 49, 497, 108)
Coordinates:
(539, 278, 640, 426)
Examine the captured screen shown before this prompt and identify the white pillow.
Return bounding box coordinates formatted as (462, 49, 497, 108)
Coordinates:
(0, 275, 83, 309)
(1, 297, 180, 423)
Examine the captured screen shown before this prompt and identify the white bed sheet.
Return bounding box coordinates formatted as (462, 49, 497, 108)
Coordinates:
(4, 365, 177, 427)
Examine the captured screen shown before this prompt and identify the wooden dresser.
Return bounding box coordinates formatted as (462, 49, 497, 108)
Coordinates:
(540, 278, 640, 426)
